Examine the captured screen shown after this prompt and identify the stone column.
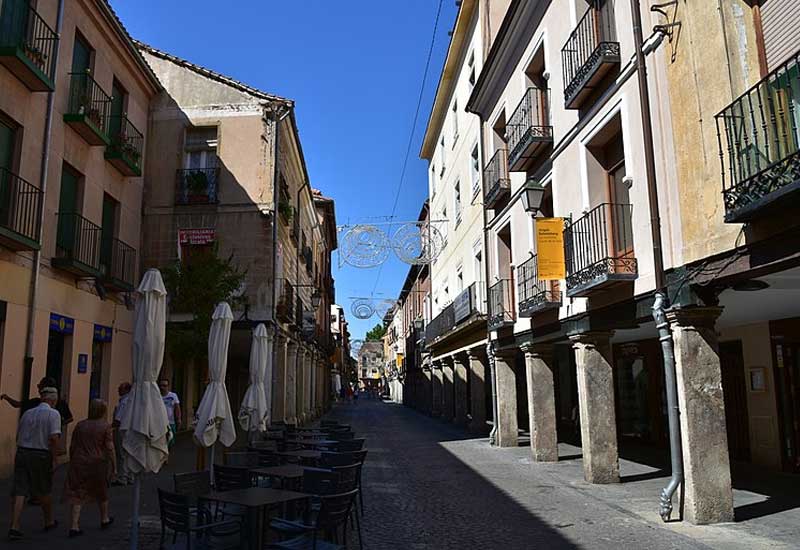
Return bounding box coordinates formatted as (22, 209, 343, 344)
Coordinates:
(468, 349, 488, 434)
(431, 362, 443, 417)
(285, 340, 299, 425)
(303, 350, 312, 421)
(294, 347, 305, 424)
(423, 367, 433, 415)
(272, 335, 287, 423)
(264, 331, 275, 422)
(441, 358, 454, 422)
(521, 344, 558, 462)
(306, 351, 314, 419)
(453, 353, 469, 426)
(570, 332, 619, 484)
(668, 307, 733, 524)
(494, 349, 518, 448)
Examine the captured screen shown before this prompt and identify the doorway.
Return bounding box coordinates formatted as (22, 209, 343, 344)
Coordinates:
(46, 330, 66, 390)
(774, 341, 800, 472)
(720, 341, 752, 462)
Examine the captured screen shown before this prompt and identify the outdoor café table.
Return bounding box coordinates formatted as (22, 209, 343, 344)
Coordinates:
(206, 487, 311, 550)
(286, 438, 338, 448)
(277, 449, 322, 464)
(251, 465, 330, 490)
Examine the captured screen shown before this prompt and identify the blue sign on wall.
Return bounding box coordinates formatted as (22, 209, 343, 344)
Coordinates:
(94, 324, 113, 342)
(49, 313, 74, 334)
(77, 353, 88, 374)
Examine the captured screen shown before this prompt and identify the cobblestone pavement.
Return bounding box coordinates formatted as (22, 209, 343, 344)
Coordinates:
(329, 397, 799, 550)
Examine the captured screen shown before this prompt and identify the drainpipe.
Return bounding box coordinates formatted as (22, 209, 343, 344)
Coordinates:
(629, 0, 682, 521)
(270, 105, 291, 424)
(23, 0, 65, 402)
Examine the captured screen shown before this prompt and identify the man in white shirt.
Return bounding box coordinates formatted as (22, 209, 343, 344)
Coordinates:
(111, 382, 132, 485)
(8, 387, 61, 541)
(159, 379, 181, 447)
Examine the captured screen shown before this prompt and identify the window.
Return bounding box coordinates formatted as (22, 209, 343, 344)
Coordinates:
(467, 51, 476, 90)
(441, 206, 448, 246)
(439, 135, 446, 177)
(71, 32, 93, 74)
(454, 180, 462, 226)
(456, 265, 464, 293)
(430, 164, 436, 197)
(451, 99, 459, 146)
(471, 144, 480, 197)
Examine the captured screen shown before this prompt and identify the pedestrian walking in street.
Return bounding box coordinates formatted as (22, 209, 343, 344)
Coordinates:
(2, 376, 74, 424)
(159, 379, 182, 447)
(7, 386, 61, 541)
(63, 399, 116, 538)
(111, 382, 132, 485)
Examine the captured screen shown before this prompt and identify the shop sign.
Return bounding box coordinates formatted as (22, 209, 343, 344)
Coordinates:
(94, 324, 113, 342)
(453, 287, 473, 323)
(178, 228, 215, 246)
(536, 218, 566, 281)
(77, 353, 88, 374)
(49, 313, 74, 334)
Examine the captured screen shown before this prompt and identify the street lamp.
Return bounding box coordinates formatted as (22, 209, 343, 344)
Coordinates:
(412, 318, 424, 333)
(521, 177, 546, 216)
(311, 289, 322, 309)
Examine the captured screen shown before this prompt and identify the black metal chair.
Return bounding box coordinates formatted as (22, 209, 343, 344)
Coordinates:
(330, 463, 362, 544)
(321, 451, 368, 516)
(302, 468, 340, 496)
(174, 471, 212, 504)
(269, 489, 359, 550)
(329, 431, 355, 442)
(157, 489, 242, 550)
(223, 451, 259, 468)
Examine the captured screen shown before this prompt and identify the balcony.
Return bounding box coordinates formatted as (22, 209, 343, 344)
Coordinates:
(561, 0, 620, 110)
(63, 72, 112, 146)
(277, 280, 295, 323)
(0, 0, 57, 91)
(105, 115, 143, 176)
(564, 203, 637, 297)
(483, 148, 511, 209)
(517, 254, 561, 317)
(175, 168, 219, 205)
(715, 51, 800, 223)
(0, 167, 42, 250)
(507, 88, 553, 171)
(487, 278, 515, 331)
(53, 212, 102, 278)
(101, 237, 135, 292)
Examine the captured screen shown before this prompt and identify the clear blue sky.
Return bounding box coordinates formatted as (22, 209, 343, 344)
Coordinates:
(111, 0, 458, 342)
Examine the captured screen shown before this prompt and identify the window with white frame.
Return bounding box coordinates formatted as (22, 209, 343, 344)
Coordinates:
(439, 135, 446, 176)
(440, 206, 449, 247)
(456, 264, 464, 293)
(454, 179, 462, 226)
(468, 51, 476, 90)
(470, 144, 480, 197)
(431, 163, 437, 197)
(451, 99, 459, 146)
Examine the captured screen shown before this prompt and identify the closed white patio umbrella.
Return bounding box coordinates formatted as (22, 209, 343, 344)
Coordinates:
(194, 302, 236, 481)
(238, 323, 270, 433)
(119, 268, 169, 550)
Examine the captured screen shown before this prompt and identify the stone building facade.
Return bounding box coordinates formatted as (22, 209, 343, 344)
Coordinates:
(0, 0, 159, 474)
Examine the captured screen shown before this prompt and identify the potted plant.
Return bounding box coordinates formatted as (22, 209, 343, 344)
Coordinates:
(278, 201, 294, 223)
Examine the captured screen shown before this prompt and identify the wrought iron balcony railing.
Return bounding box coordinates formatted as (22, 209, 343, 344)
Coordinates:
(517, 254, 561, 317)
(64, 72, 112, 145)
(715, 50, 800, 223)
(425, 283, 485, 345)
(54, 212, 102, 277)
(487, 278, 515, 331)
(0, 167, 42, 250)
(277, 280, 295, 322)
(175, 168, 219, 205)
(483, 148, 510, 209)
(507, 87, 553, 171)
(0, 0, 58, 90)
(561, 0, 620, 109)
(564, 203, 637, 297)
(101, 237, 136, 291)
(425, 302, 455, 344)
(105, 115, 143, 176)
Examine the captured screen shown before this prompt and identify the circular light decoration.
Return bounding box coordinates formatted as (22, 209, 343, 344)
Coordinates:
(351, 298, 375, 320)
(392, 222, 445, 265)
(374, 299, 396, 318)
(340, 225, 391, 268)
(350, 339, 364, 355)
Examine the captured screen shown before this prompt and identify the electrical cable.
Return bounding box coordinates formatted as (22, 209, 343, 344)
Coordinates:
(370, 0, 445, 296)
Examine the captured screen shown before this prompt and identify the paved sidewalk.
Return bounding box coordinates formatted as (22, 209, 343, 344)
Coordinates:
(327, 397, 800, 550)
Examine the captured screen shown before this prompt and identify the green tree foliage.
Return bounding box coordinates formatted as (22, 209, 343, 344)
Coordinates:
(365, 323, 386, 342)
(162, 247, 247, 360)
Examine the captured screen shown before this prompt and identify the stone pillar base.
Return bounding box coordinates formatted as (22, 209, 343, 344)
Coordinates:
(522, 345, 558, 462)
(494, 349, 518, 448)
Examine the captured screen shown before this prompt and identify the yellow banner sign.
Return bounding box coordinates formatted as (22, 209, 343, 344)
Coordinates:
(536, 218, 566, 281)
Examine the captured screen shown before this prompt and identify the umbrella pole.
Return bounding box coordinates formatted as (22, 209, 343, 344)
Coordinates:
(209, 444, 215, 487)
(130, 474, 141, 550)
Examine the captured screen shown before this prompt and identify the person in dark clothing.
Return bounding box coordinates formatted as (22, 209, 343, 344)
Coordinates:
(1, 377, 74, 425)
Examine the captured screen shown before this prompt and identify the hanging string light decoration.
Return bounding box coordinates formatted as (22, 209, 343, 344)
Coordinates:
(374, 299, 396, 318)
(339, 224, 391, 268)
(350, 339, 364, 355)
(351, 298, 376, 320)
(337, 220, 446, 267)
(392, 221, 445, 265)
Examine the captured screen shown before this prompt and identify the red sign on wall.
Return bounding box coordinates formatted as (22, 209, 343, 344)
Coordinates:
(178, 228, 215, 246)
